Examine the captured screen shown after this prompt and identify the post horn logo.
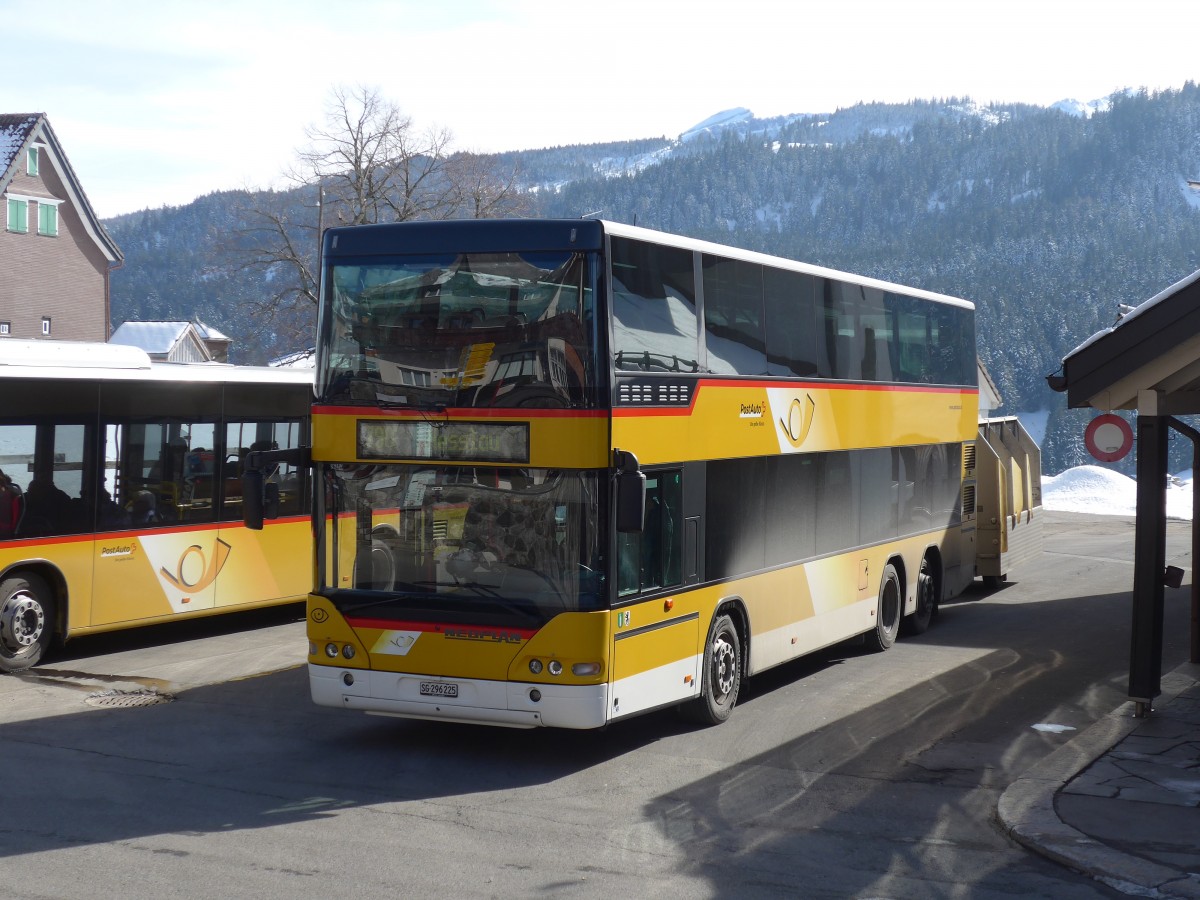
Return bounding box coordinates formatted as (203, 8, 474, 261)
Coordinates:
(160, 538, 232, 592)
(780, 394, 816, 448)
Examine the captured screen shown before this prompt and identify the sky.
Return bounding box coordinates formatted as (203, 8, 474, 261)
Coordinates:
(5, 0, 1199, 219)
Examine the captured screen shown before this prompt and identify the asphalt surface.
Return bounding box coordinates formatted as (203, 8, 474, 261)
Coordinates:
(1, 511, 1197, 898)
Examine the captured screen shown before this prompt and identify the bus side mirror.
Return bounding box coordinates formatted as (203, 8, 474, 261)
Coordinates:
(242, 446, 309, 531)
(615, 450, 646, 533)
(243, 470, 265, 530)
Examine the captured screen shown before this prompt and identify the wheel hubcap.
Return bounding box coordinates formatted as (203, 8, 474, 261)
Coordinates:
(1, 591, 45, 652)
(713, 634, 736, 699)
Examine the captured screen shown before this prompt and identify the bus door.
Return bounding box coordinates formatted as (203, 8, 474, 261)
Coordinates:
(213, 419, 310, 609)
(610, 470, 701, 719)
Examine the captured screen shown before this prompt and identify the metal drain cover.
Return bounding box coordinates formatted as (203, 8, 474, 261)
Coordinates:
(85, 689, 174, 708)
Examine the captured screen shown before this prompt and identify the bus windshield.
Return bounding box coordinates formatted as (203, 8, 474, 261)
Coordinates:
(323, 464, 605, 616)
(319, 251, 597, 410)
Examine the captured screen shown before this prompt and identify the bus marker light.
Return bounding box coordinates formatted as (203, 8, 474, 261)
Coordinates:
(572, 662, 601, 677)
(548, 660, 563, 676)
(663, 599, 674, 611)
(684, 674, 693, 684)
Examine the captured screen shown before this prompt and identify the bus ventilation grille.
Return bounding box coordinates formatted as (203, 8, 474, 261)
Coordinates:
(85, 689, 174, 709)
(963, 443, 977, 473)
(962, 485, 977, 517)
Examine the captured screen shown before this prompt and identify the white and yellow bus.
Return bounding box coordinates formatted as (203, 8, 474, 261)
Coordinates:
(0, 340, 312, 672)
(293, 219, 992, 728)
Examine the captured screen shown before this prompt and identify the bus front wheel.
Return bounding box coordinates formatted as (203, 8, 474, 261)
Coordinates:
(866, 564, 901, 652)
(684, 613, 742, 726)
(0, 573, 56, 673)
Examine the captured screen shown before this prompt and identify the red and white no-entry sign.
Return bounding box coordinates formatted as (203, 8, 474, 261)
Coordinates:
(1084, 414, 1134, 462)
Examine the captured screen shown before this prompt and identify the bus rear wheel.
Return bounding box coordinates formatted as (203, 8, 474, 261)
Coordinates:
(0, 573, 56, 673)
(901, 558, 936, 636)
(683, 613, 742, 726)
(866, 564, 901, 651)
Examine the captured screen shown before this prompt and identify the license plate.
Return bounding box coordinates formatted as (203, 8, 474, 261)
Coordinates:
(420, 681, 459, 698)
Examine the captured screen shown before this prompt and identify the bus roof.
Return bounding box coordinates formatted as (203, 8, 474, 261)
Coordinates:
(0, 339, 314, 386)
(598, 219, 975, 311)
(321, 217, 973, 311)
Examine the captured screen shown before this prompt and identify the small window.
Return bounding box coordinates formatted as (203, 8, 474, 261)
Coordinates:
(37, 203, 57, 237)
(41, 317, 51, 336)
(7, 197, 28, 234)
(27, 147, 38, 176)
(611, 237, 699, 373)
(0, 322, 9, 335)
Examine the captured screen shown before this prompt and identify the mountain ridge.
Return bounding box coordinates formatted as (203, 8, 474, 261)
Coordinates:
(102, 84, 1200, 475)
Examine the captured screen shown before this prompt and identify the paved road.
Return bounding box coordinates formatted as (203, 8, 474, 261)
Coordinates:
(0, 512, 1192, 899)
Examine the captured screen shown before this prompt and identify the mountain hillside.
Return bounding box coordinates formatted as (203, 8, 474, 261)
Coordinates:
(103, 84, 1200, 476)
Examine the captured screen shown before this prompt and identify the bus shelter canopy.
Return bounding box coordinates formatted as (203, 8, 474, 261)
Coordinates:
(1048, 266, 1200, 710)
(1052, 268, 1200, 415)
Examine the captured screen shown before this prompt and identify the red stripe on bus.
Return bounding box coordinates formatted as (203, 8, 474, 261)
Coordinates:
(313, 405, 607, 419)
(1, 515, 311, 549)
(344, 616, 539, 639)
(612, 379, 979, 416)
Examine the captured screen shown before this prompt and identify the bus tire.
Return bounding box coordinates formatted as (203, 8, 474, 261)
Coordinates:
(866, 564, 901, 652)
(683, 613, 742, 726)
(0, 572, 56, 673)
(901, 558, 936, 636)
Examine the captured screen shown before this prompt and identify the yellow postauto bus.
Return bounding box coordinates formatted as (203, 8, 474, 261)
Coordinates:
(293, 218, 981, 728)
(0, 340, 312, 672)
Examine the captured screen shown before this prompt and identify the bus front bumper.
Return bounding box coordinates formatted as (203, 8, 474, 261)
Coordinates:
(308, 663, 610, 729)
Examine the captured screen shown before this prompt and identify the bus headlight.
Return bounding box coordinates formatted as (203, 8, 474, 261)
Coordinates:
(528, 659, 543, 675)
(324, 642, 339, 658)
(548, 660, 563, 676)
(341, 644, 356, 660)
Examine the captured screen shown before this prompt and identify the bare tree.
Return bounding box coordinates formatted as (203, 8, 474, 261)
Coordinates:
(236, 85, 529, 352)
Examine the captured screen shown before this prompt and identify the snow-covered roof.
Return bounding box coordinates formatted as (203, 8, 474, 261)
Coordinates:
(270, 347, 316, 368)
(1055, 266, 1200, 412)
(193, 320, 231, 342)
(0, 114, 38, 173)
(109, 321, 193, 354)
(0, 112, 122, 263)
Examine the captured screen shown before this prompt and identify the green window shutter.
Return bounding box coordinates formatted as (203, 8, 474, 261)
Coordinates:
(7, 198, 28, 233)
(27, 147, 39, 176)
(38, 203, 58, 236)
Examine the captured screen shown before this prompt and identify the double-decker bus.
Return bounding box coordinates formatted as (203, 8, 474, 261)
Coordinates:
(0, 340, 312, 672)
(290, 218, 986, 728)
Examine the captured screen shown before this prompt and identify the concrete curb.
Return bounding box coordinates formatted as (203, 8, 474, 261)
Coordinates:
(997, 666, 1200, 897)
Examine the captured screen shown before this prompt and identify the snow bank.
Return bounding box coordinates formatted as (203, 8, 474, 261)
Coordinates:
(1042, 465, 1193, 520)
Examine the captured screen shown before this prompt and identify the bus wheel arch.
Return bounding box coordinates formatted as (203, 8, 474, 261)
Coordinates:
(683, 600, 747, 726)
(866, 562, 902, 651)
(0, 568, 61, 673)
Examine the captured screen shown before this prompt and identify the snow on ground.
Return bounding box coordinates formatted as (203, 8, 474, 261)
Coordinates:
(1042, 465, 1194, 520)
